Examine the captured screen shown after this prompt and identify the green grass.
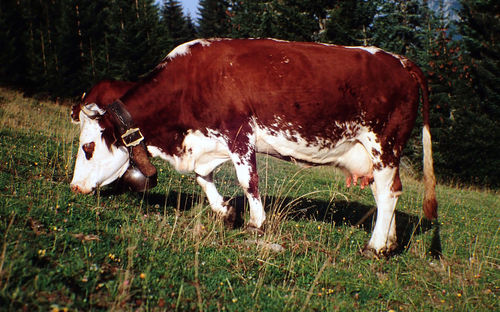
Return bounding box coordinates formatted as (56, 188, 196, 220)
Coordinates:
(0, 87, 498, 311)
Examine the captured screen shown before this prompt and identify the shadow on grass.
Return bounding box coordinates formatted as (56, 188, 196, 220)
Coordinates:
(102, 182, 441, 257)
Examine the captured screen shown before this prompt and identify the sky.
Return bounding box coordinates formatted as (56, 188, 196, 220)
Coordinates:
(178, 0, 200, 19)
(156, 0, 200, 19)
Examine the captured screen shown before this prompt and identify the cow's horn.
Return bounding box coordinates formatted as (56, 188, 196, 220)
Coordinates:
(81, 103, 106, 118)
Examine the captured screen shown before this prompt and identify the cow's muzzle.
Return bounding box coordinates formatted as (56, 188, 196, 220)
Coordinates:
(70, 183, 94, 194)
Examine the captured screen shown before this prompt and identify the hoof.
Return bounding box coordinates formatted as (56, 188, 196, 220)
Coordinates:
(223, 205, 237, 229)
(361, 245, 381, 259)
(245, 225, 265, 236)
(361, 243, 398, 259)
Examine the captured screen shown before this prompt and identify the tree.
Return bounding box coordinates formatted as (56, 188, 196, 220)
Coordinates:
(185, 14, 198, 40)
(371, 0, 431, 57)
(198, 0, 231, 38)
(160, 0, 197, 54)
(322, 0, 377, 45)
(105, 0, 162, 81)
(229, 0, 330, 41)
(445, 0, 500, 186)
(53, 0, 87, 96)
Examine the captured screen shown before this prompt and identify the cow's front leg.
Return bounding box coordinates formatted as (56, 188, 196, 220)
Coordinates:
(196, 173, 237, 227)
(363, 166, 400, 257)
(230, 149, 266, 233)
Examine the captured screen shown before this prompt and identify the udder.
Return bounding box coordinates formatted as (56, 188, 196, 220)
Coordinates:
(339, 143, 373, 189)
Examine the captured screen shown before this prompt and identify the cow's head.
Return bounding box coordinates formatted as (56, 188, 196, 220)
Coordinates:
(70, 103, 130, 193)
(70, 102, 157, 194)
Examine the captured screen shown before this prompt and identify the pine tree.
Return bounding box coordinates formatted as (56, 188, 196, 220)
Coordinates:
(0, 1, 28, 86)
(446, 0, 500, 186)
(106, 0, 162, 81)
(459, 0, 500, 117)
(229, 0, 329, 41)
(52, 0, 87, 96)
(160, 0, 197, 54)
(270, 0, 321, 41)
(371, 0, 430, 57)
(185, 14, 198, 39)
(322, 0, 377, 45)
(229, 0, 268, 38)
(198, 0, 231, 38)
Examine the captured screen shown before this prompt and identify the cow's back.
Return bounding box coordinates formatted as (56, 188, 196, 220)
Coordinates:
(154, 39, 418, 133)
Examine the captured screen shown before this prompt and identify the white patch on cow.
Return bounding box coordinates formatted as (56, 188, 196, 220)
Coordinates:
(254, 121, 373, 174)
(157, 39, 212, 67)
(267, 38, 291, 43)
(366, 167, 399, 251)
(317, 42, 382, 55)
(247, 194, 265, 228)
(146, 145, 168, 160)
(338, 143, 373, 177)
(148, 130, 230, 177)
(82, 103, 106, 116)
(358, 131, 382, 163)
(70, 111, 129, 193)
(344, 45, 382, 55)
(196, 175, 228, 216)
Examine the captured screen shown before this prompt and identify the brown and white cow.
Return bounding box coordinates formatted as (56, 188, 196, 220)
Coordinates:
(70, 38, 437, 256)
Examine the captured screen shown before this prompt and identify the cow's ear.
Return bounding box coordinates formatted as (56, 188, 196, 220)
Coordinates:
(71, 104, 81, 123)
(81, 103, 106, 120)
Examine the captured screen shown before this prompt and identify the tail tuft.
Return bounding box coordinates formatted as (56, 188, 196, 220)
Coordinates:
(422, 125, 438, 220)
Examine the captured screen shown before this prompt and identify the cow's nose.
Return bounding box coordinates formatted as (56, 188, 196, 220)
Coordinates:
(71, 184, 94, 194)
(71, 184, 82, 194)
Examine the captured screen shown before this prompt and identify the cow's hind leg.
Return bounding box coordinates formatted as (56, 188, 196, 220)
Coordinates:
(363, 166, 401, 257)
(196, 173, 237, 227)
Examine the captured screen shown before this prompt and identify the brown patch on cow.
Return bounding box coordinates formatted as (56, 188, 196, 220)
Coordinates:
(391, 167, 403, 194)
(71, 104, 81, 122)
(131, 145, 157, 178)
(82, 142, 95, 160)
(247, 161, 260, 197)
(98, 114, 120, 151)
(82, 80, 136, 107)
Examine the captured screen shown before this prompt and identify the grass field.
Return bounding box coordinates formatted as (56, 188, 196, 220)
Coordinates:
(0, 87, 498, 311)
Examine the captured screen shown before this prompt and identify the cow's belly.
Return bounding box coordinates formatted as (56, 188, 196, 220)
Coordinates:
(149, 127, 373, 180)
(255, 127, 372, 177)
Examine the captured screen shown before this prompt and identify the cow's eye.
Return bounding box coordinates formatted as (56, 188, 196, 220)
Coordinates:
(82, 142, 95, 160)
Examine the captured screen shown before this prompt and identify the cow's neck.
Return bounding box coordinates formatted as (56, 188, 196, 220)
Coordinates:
(120, 81, 185, 156)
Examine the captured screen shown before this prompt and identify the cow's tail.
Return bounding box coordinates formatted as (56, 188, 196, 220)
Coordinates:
(408, 62, 438, 220)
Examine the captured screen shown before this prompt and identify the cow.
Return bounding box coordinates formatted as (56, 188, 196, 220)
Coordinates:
(70, 38, 437, 257)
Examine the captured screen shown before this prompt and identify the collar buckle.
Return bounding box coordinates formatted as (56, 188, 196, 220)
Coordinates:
(121, 128, 144, 147)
